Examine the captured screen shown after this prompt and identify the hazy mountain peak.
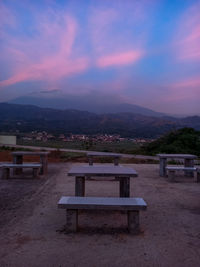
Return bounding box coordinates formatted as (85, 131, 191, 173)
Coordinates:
(9, 94, 165, 117)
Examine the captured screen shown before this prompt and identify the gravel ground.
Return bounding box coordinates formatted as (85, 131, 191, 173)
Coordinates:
(0, 163, 200, 267)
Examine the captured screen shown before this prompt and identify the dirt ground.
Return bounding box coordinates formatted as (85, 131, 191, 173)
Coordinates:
(0, 162, 200, 267)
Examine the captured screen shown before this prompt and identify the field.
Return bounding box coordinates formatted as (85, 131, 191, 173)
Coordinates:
(18, 139, 141, 154)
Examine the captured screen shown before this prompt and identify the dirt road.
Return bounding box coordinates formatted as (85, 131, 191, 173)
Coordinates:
(0, 163, 200, 266)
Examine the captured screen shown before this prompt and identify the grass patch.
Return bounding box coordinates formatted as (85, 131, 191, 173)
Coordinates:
(60, 152, 86, 161)
(17, 140, 140, 154)
(0, 145, 31, 152)
(48, 150, 86, 162)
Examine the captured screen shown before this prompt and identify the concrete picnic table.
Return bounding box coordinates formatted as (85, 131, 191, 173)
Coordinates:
(12, 151, 49, 175)
(87, 152, 122, 166)
(68, 165, 138, 197)
(157, 154, 198, 177)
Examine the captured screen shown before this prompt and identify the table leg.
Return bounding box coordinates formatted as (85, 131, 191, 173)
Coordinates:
(2, 168, 10, 179)
(66, 209, 78, 233)
(40, 155, 48, 175)
(88, 156, 93, 166)
(75, 176, 85, 196)
(13, 155, 23, 175)
(119, 177, 130, 197)
(168, 170, 176, 182)
(159, 158, 167, 177)
(128, 211, 140, 234)
(197, 169, 200, 183)
(114, 157, 119, 166)
(184, 159, 194, 177)
(33, 168, 39, 178)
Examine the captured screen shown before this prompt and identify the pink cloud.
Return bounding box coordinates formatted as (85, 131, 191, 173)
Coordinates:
(172, 77, 200, 89)
(89, 3, 151, 58)
(96, 50, 143, 68)
(89, 8, 118, 54)
(174, 3, 200, 61)
(0, 12, 90, 87)
(0, 57, 89, 87)
(87, 2, 156, 71)
(165, 77, 200, 102)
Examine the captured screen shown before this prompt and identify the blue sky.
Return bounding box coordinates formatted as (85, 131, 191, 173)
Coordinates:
(0, 0, 200, 114)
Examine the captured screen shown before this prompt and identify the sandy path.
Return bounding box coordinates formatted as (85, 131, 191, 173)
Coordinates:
(0, 163, 200, 267)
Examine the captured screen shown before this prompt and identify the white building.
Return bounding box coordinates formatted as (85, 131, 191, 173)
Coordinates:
(0, 135, 16, 145)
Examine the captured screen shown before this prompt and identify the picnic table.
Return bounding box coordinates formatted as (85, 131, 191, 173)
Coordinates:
(87, 152, 122, 166)
(68, 165, 138, 197)
(157, 154, 197, 177)
(12, 151, 49, 175)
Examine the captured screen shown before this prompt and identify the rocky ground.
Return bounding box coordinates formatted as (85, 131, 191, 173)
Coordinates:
(0, 161, 200, 267)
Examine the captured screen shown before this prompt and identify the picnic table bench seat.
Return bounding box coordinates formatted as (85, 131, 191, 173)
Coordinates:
(0, 163, 42, 179)
(58, 196, 147, 234)
(166, 166, 200, 182)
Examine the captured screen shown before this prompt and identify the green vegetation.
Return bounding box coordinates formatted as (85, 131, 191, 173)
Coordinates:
(5, 127, 200, 158)
(0, 145, 31, 152)
(17, 140, 140, 154)
(60, 151, 86, 161)
(47, 150, 85, 161)
(141, 128, 200, 156)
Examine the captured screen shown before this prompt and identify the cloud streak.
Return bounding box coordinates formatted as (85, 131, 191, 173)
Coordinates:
(89, 2, 149, 69)
(174, 2, 200, 61)
(161, 76, 200, 104)
(172, 77, 200, 89)
(96, 50, 143, 68)
(0, 11, 90, 87)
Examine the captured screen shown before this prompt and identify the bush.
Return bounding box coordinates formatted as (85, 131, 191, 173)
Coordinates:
(141, 128, 200, 156)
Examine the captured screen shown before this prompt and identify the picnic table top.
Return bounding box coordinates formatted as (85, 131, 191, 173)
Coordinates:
(12, 151, 49, 156)
(156, 154, 197, 159)
(58, 196, 147, 210)
(87, 152, 122, 157)
(68, 165, 138, 177)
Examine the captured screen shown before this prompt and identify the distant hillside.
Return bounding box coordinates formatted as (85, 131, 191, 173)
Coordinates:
(9, 95, 165, 117)
(141, 128, 200, 156)
(0, 103, 200, 138)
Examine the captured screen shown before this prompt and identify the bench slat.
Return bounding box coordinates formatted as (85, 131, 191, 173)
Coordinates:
(166, 166, 197, 171)
(58, 196, 147, 211)
(1, 163, 41, 168)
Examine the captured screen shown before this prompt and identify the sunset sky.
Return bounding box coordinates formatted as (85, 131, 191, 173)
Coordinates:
(0, 0, 200, 115)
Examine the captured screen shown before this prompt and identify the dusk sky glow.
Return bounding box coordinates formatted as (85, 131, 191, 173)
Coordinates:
(0, 0, 200, 115)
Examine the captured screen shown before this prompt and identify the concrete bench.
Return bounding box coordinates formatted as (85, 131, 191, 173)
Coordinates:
(166, 166, 200, 182)
(1, 163, 42, 179)
(12, 151, 49, 175)
(58, 196, 147, 234)
(157, 154, 197, 177)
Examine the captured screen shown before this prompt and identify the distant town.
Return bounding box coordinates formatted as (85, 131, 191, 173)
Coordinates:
(19, 131, 155, 144)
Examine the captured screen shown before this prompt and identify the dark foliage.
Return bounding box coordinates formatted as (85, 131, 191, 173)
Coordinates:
(141, 128, 200, 156)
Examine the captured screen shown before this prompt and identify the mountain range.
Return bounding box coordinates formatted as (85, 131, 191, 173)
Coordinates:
(9, 95, 165, 117)
(0, 103, 200, 138)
